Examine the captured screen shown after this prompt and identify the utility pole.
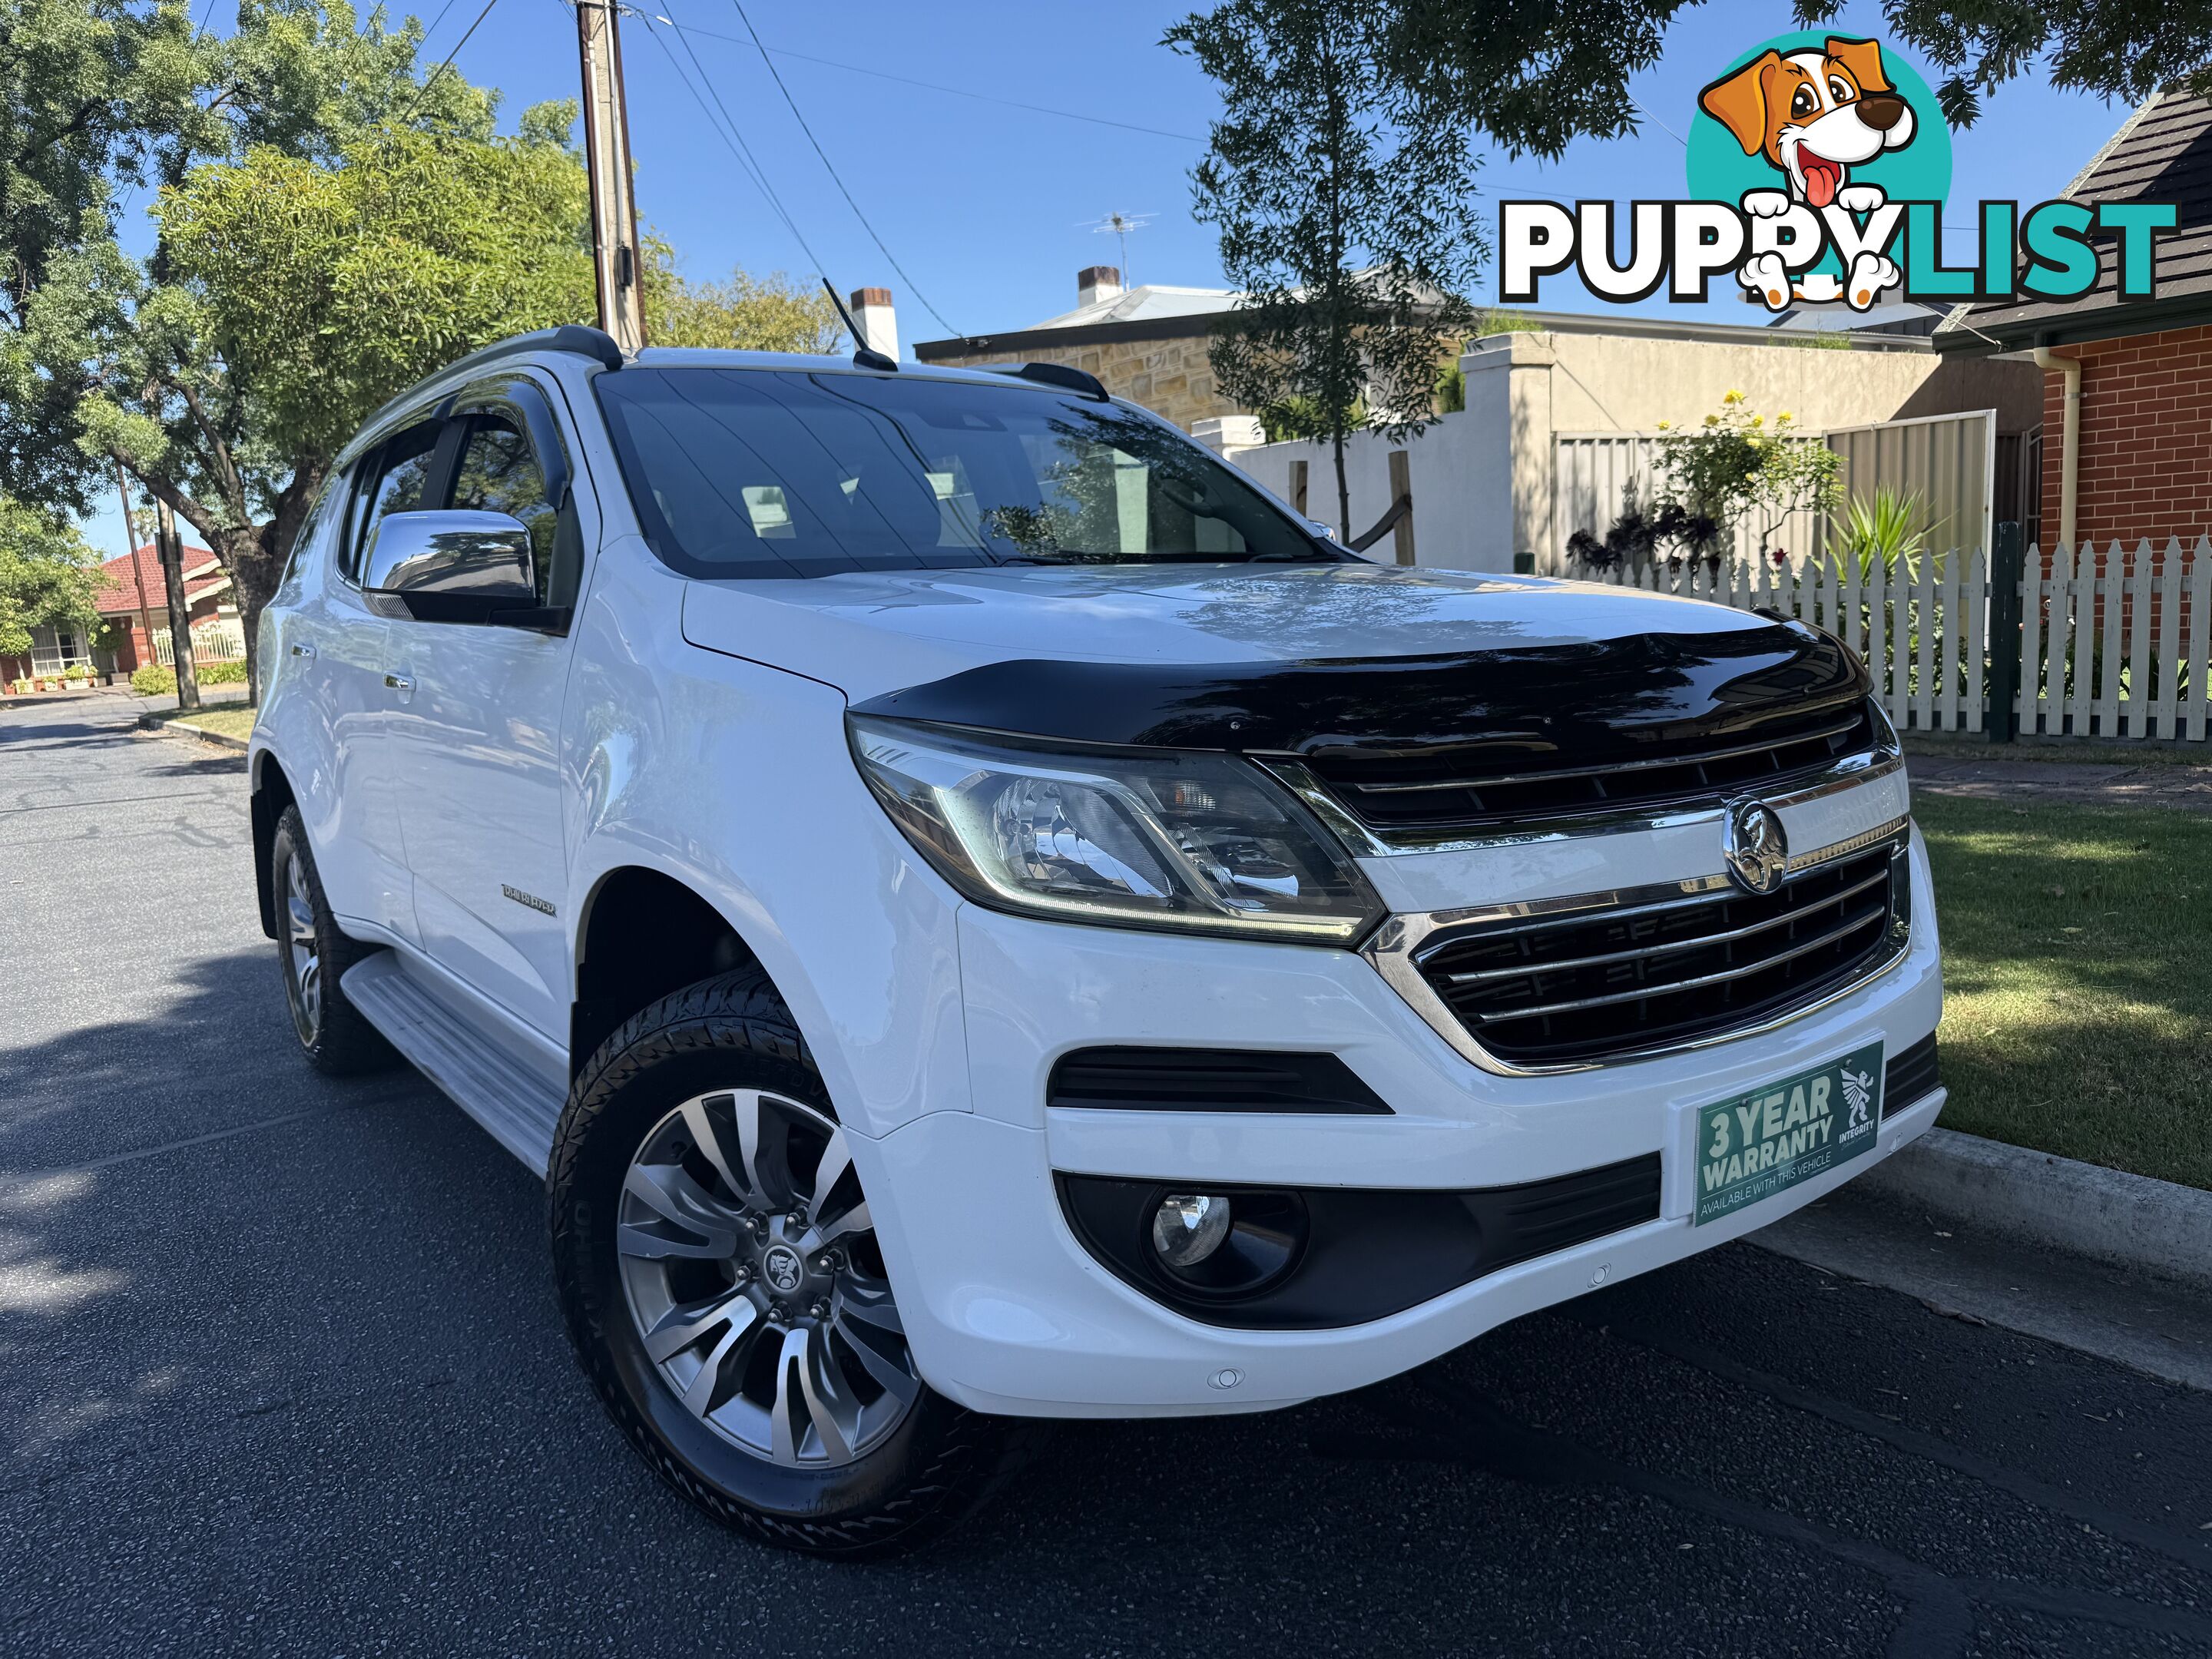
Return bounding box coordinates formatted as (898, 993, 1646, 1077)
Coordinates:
(153, 494, 200, 711)
(576, 0, 645, 353)
(113, 460, 157, 684)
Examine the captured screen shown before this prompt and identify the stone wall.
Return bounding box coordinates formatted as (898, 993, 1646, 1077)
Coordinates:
(919, 332, 1239, 432)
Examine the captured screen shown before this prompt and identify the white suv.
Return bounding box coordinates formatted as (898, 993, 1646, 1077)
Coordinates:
(250, 326, 1944, 1555)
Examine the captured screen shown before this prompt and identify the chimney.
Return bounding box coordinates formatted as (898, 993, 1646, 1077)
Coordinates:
(849, 286, 898, 359)
(1078, 264, 1124, 309)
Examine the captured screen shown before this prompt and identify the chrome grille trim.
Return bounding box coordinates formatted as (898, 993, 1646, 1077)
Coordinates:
(1293, 697, 1886, 847)
(1784, 813, 1912, 874)
(1346, 713, 1869, 795)
(1435, 866, 1892, 987)
(1366, 821, 1915, 1076)
(1271, 749, 1905, 859)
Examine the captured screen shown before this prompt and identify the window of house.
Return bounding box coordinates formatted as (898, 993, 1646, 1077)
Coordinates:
(28, 625, 88, 677)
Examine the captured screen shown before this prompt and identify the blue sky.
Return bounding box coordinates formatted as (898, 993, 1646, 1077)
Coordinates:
(91, 0, 2131, 555)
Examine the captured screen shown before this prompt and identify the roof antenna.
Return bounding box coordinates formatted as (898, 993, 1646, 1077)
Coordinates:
(823, 279, 899, 372)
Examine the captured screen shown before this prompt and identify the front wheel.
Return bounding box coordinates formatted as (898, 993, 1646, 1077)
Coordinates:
(548, 969, 1033, 1557)
(269, 806, 395, 1075)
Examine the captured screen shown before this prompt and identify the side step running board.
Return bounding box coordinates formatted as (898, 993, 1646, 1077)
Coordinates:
(343, 951, 565, 1174)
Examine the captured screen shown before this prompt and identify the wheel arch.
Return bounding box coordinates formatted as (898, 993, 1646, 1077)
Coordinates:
(250, 747, 299, 941)
(569, 862, 780, 1078)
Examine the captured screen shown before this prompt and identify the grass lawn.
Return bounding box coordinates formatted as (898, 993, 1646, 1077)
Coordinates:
(157, 704, 257, 743)
(1917, 791, 2212, 1190)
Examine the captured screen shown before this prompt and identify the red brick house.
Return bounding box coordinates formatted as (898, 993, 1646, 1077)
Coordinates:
(1, 541, 233, 689)
(1936, 91, 2212, 551)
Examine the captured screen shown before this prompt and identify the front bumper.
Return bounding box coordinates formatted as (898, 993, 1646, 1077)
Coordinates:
(853, 829, 1944, 1419)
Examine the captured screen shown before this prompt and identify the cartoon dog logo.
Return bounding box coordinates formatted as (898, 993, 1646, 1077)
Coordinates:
(1699, 37, 1915, 310)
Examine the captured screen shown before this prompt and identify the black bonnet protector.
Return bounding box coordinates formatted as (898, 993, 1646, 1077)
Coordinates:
(850, 619, 1869, 765)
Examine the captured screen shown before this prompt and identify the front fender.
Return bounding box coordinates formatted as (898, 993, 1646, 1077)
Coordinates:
(561, 554, 973, 1140)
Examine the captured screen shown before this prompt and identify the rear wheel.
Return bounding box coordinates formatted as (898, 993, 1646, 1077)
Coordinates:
(270, 806, 396, 1075)
(549, 969, 1034, 1557)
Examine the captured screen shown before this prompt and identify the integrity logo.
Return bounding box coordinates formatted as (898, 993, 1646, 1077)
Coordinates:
(1499, 30, 2178, 312)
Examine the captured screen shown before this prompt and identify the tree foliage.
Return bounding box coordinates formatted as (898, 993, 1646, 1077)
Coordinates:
(151, 114, 594, 464)
(1657, 392, 1840, 555)
(1371, 0, 2212, 161)
(645, 254, 844, 353)
(0, 497, 100, 659)
(1168, 0, 1482, 540)
(0, 2, 614, 698)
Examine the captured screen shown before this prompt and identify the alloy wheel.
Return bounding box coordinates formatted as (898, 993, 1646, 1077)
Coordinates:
(615, 1089, 919, 1468)
(281, 849, 322, 1045)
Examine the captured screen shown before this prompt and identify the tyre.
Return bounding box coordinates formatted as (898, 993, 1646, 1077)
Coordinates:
(270, 805, 397, 1075)
(549, 969, 1033, 1558)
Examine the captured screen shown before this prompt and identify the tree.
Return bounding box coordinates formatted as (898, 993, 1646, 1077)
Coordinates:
(1373, 0, 2212, 154)
(1656, 392, 1840, 557)
(0, 498, 100, 663)
(0, 2, 578, 697)
(1168, 0, 1482, 541)
(645, 256, 844, 353)
(7, 2, 604, 700)
(0, 1, 222, 513)
(100, 109, 594, 694)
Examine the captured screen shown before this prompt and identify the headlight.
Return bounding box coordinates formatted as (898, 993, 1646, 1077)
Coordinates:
(848, 716, 1384, 943)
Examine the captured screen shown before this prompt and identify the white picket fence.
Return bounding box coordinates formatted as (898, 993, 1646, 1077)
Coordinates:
(152, 619, 248, 666)
(1565, 537, 2212, 743)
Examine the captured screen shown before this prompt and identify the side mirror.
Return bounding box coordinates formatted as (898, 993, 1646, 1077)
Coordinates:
(363, 510, 535, 610)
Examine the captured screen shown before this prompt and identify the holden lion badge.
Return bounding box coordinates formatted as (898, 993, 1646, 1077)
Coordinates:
(1723, 800, 1790, 896)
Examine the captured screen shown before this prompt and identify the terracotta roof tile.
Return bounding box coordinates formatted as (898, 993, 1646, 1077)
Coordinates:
(92, 544, 226, 615)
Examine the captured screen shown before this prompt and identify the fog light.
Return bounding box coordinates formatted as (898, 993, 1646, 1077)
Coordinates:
(1151, 1193, 1232, 1267)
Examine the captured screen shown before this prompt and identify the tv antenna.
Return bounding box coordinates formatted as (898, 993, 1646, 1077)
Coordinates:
(1076, 210, 1154, 287)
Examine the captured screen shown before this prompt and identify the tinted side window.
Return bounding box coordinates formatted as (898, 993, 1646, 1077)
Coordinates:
(449, 412, 557, 600)
(343, 419, 442, 580)
(273, 471, 346, 604)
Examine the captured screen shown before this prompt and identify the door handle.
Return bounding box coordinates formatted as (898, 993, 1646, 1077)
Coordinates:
(290, 641, 315, 660)
(383, 672, 413, 693)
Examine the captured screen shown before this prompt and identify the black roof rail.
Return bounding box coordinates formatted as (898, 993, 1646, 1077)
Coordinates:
(449, 325, 625, 378)
(978, 361, 1108, 400)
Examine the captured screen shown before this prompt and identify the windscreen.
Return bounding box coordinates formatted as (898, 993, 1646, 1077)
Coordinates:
(594, 367, 1333, 578)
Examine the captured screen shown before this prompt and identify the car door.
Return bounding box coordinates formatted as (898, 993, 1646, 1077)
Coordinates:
(302, 419, 445, 939)
(382, 375, 589, 1040)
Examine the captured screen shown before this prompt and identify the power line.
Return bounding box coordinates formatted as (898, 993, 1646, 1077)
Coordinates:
(393, 0, 501, 129)
(630, 2, 835, 277)
(718, 0, 968, 340)
(640, 17, 1204, 144)
(410, 0, 465, 58)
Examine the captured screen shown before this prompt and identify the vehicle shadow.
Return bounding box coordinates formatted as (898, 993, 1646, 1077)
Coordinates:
(2, 949, 2208, 1657)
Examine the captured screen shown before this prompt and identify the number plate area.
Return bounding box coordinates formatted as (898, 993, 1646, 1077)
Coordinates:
(1691, 1040, 1884, 1226)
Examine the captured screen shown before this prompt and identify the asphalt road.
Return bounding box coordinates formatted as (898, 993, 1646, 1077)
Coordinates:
(4, 693, 2210, 1659)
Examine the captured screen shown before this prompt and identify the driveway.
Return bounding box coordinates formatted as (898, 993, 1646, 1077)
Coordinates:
(4, 696, 2209, 1657)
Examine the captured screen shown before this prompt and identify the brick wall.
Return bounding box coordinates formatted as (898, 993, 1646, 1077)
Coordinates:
(2042, 324, 2212, 549)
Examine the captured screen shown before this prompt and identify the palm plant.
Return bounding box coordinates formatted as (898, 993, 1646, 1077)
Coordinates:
(1828, 486, 1942, 584)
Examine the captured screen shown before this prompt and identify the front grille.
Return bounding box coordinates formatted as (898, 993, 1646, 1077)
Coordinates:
(1883, 1034, 1940, 1118)
(1416, 840, 1906, 1067)
(1306, 698, 1877, 836)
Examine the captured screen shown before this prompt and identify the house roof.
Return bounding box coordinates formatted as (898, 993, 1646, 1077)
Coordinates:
(915, 291, 1936, 361)
(1936, 91, 2212, 350)
(92, 544, 227, 616)
(1020, 283, 1242, 332)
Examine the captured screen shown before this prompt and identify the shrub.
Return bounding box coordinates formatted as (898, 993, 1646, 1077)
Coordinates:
(131, 658, 247, 695)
